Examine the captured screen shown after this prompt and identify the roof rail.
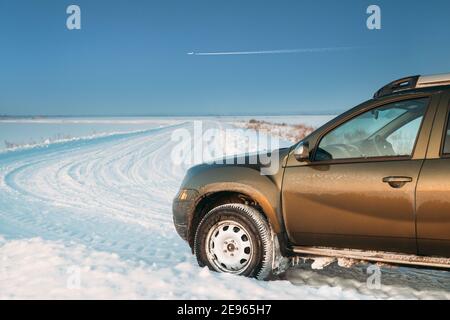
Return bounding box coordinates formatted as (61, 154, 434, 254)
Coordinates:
(416, 73, 450, 88)
(373, 75, 420, 99)
(374, 72, 450, 98)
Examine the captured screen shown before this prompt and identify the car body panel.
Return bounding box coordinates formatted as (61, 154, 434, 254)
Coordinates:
(282, 159, 423, 253)
(173, 149, 291, 241)
(416, 91, 450, 257)
(416, 159, 450, 257)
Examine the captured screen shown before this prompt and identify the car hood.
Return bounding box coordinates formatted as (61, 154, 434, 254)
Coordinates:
(186, 147, 291, 176)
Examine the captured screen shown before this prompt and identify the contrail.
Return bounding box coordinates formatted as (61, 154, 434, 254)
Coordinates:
(187, 46, 358, 56)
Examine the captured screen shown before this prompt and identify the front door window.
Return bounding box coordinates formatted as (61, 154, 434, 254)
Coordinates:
(315, 98, 429, 161)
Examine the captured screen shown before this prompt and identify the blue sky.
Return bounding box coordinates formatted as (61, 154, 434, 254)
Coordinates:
(1, 0, 450, 116)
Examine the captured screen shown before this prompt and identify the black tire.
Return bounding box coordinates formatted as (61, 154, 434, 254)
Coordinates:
(194, 203, 274, 280)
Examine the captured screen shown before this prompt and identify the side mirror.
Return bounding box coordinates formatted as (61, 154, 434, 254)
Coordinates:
(294, 142, 310, 162)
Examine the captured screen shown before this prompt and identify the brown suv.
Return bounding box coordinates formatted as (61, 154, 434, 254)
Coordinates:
(173, 73, 450, 279)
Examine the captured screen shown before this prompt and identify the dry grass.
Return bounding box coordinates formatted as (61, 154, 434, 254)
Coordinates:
(239, 119, 315, 142)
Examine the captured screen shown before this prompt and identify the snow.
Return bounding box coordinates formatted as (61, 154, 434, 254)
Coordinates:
(0, 117, 449, 300)
(0, 237, 372, 300)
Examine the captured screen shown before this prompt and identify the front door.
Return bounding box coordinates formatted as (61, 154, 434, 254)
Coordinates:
(282, 97, 434, 253)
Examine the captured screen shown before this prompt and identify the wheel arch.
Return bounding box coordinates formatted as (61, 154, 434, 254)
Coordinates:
(188, 184, 282, 248)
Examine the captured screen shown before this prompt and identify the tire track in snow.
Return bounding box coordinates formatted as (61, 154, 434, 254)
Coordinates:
(0, 123, 193, 266)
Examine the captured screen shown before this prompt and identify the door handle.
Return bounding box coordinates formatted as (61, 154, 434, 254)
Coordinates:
(382, 176, 413, 189)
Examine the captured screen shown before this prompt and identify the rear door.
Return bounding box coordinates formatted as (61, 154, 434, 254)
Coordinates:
(416, 91, 450, 257)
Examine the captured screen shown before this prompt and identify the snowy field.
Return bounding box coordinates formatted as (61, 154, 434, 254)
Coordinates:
(0, 116, 449, 300)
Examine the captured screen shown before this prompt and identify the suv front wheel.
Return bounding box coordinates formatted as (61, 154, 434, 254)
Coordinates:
(193, 203, 274, 280)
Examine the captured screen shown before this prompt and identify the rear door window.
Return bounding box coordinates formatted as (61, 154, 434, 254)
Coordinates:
(442, 108, 450, 155)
